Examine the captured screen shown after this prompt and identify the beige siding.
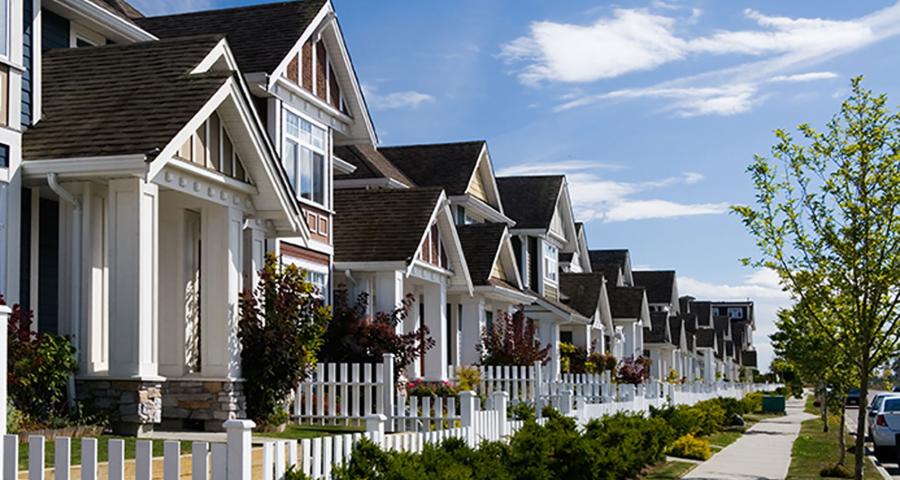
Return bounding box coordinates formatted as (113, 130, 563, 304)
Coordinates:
(468, 169, 489, 203)
(490, 256, 507, 281)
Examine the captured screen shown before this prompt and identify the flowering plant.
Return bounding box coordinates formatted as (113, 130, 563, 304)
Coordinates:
(616, 356, 652, 385)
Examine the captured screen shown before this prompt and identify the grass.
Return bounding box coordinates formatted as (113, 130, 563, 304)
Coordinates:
(254, 423, 364, 441)
(787, 415, 879, 479)
(644, 460, 697, 479)
(705, 429, 743, 448)
(17, 435, 193, 468)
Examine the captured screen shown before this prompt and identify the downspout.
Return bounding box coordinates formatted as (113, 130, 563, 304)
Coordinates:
(48, 173, 81, 411)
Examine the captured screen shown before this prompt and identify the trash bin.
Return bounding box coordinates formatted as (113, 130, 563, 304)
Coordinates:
(761, 395, 786, 413)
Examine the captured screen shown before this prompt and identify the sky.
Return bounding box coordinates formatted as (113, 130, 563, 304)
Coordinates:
(130, 0, 900, 372)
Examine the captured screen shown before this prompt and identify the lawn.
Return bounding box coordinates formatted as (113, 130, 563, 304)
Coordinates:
(706, 429, 743, 449)
(254, 423, 364, 441)
(644, 460, 696, 479)
(17, 435, 193, 468)
(787, 416, 879, 479)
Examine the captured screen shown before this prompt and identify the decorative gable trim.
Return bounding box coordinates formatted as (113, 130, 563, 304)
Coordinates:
(407, 191, 473, 294)
(463, 143, 505, 214)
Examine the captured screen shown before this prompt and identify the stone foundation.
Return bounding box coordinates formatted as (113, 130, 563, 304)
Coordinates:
(76, 379, 163, 436)
(161, 380, 246, 432)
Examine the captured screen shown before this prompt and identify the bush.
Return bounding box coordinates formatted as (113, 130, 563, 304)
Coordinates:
(669, 434, 712, 460)
(407, 379, 457, 398)
(585, 351, 617, 374)
(742, 392, 763, 414)
(456, 366, 481, 392)
(6, 299, 77, 422)
(238, 254, 331, 425)
(320, 288, 435, 373)
(477, 308, 550, 366)
(616, 356, 651, 385)
(509, 401, 536, 421)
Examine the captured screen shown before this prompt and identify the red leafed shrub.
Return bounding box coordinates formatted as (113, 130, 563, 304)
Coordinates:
(616, 356, 652, 385)
(477, 307, 550, 366)
(3, 295, 78, 422)
(319, 287, 435, 373)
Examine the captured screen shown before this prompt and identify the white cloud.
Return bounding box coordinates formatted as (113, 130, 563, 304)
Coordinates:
(679, 269, 792, 371)
(504, 3, 900, 116)
(769, 71, 838, 83)
(362, 84, 435, 110)
(498, 163, 728, 222)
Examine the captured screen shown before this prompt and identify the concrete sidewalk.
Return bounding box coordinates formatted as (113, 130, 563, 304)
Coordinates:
(683, 396, 814, 480)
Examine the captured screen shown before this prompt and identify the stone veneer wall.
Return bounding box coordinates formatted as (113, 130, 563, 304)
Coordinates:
(76, 380, 162, 436)
(161, 380, 246, 432)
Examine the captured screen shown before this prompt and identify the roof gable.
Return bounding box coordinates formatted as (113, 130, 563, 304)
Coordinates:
(559, 273, 605, 319)
(380, 141, 486, 196)
(633, 271, 677, 306)
(333, 144, 414, 187)
(608, 286, 646, 319)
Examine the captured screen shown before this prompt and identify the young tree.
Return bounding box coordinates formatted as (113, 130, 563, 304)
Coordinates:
(733, 77, 900, 479)
(477, 308, 550, 366)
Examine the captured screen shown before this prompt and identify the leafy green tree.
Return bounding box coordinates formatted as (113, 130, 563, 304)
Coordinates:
(733, 77, 900, 479)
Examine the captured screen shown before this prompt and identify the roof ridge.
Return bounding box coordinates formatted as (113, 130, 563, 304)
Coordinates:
(496, 174, 564, 180)
(44, 34, 223, 57)
(380, 140, 485, 150)
(142, 0, 311, 19)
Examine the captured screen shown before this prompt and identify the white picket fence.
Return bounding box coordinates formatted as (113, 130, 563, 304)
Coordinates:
(293, 354, 395, 426)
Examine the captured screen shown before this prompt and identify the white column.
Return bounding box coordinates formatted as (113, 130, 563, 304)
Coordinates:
(242, 219, 266, 293)
(622, 322, 635, 358)
(374, 271, 404, 328)
(83, 184, 108, 375)
(107, 178, 159, 378)
(0, 305, 7, 436)
(2, 165, 22, 305)
(422, 282, 447, 380)
(704, 350, 715, 384)
(459, 298, 485, 366)
(538, 320, 560, 380)
(202, 206, 244, 378)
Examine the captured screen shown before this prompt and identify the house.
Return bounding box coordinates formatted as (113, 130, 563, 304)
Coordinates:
(558, 272, 614, 354)
(138, 0, 379, 301)
(643, 312, 675, 380)
(588, 249, 633, 287)
(633, 270, 680, 315)
(560, 223, 591, 274)
(496, 175, 592, 378)
(607, 285, 649, 360)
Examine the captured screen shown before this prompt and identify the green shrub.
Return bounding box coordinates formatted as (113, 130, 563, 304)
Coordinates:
(668, 434, 712, 460)
(284, 466, 311, 480)
(456, 366, 481, 392)
(509, 401, 536, 421)
(742, 392, 763, 413)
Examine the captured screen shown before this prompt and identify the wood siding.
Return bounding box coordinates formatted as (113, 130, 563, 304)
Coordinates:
(304, 204, 331, 245)
(301, 40, 313, 90)
(468, 169, 489, 203)
(287, 54, 299, 84)
(315, 41, 327, 101)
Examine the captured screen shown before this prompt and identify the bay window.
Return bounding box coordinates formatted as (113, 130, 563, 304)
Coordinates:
(283, 110, 327, 207)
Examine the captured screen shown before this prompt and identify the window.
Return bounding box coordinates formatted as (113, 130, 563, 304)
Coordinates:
(727, 307, 744, 319)
(560, 330, 573, 344)
(543, 242, 558, 283)
(283, 110, 327, 206)
(0, 143, 7, 168)
(0, 0, 8, 58)
(485, 310, 494, 333)
(306, 271, 328, 296)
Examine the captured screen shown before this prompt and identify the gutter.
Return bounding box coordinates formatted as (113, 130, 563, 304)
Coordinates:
(47, 173, 81, 411)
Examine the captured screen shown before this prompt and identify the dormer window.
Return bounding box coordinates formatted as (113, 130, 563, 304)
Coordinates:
(543, 242, 558, 283)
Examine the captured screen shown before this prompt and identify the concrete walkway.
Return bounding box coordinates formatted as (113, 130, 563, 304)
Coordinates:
(683, 396, 814, 480)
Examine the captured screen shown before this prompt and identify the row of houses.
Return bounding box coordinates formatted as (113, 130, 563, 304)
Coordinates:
(0, 0, 757, 434)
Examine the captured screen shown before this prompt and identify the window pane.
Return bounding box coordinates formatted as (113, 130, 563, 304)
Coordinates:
(283, 140, 297, 189)
(311, 124, 325, 150)
(286, 111, 300, 138)
(312, 152, 324, 204)
(300, 147, 313, 200)
(300, 119, 312, 145)
(0, 1, 8, 58)
(222, 131, 234, 176)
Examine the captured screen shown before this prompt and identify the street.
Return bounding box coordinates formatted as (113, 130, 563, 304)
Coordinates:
(845, 390, 900, 478)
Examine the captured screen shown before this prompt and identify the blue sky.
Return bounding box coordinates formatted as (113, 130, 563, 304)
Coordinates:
(131, 0, 900, 371)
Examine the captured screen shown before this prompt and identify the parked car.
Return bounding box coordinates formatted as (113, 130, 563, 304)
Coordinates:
(893, 386, 900, 392)
(868, 393, 900, 439)
(846, 388, 862, 406)
(872, 396, 900, 461)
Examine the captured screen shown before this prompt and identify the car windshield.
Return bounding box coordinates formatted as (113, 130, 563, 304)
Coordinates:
(873, 396, 885, 410)
(884, 399, 900, 412)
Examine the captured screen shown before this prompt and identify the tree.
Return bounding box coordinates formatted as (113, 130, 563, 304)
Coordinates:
(733, 77, 900, 479)
(319, 287, 435, 375)
(238, 253, 331, 424)
(477, 308, 550, 366)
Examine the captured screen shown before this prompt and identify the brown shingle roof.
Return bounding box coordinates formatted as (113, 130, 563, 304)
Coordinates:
(668, 316, 683, 346)
(456, 223, 507, 286)
(333, 144, 415, 187)
(95, 0, 144, 21)
(589, 250, 629, 272)
(333, 188, 442, 263)
(24, 36, 228, 160)
(559, 273, 605, 318)
(136, 0, 327, 74)
(608, 286, 645, 319)
(378, 141, 485, 196)
(633, 270, 676, 304)
(496, 176, 564, 230)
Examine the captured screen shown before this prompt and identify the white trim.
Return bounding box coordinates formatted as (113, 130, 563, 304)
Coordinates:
(274, 76, 353, 125)
(167, 158, 257, 195)
(49, 0, 155, 43)
(22, 155, 148, 178)
(69, 21, 104, 48)
(448, 195, 514, 226)
(332, 155, 356, 175)
(334, 177, 409, 190)
(334, 261, 406, 271)
(191, 38, 240, 74)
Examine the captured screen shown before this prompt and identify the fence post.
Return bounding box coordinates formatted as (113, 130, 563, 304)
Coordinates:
(490, 391, 509, 437)
(366, 414, 386, 446)
(224, 419, 256, 480)
(382, 353, 395, 431)
(560, 389, 573, 415)
(459, 391, 477, 446)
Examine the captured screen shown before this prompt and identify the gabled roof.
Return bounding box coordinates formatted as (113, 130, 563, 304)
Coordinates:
(714, 315, 731, 337)
(681, 312, 698, 333)
(559, 273, 605, 318)
(589, 250, 628, 272)
(668, 316, 683, 347)
(456, 223, 508, 286)
(693, 301, 713, 327)
(644, 312, 671, 344)
(695, 329, 716, 348)
(136, 0, 327, 75)
(608, 286, 645, 319)
(592, 263, 622, 286)
(24, 36, 230, 160)
(529, 290, 590, 323)
(333, 187, 444, 263)
(496, 175, 564, 230)
(685, 330, 695, 351)
(333, 144, 415, 187)
(379, 141, 486, 196)
(633, 270, 676, 305)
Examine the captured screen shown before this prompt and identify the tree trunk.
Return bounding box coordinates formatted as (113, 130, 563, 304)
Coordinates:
(822, 384, 829, 433)
(838, 403, 847, 465)
(854, 369, 870, 480)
